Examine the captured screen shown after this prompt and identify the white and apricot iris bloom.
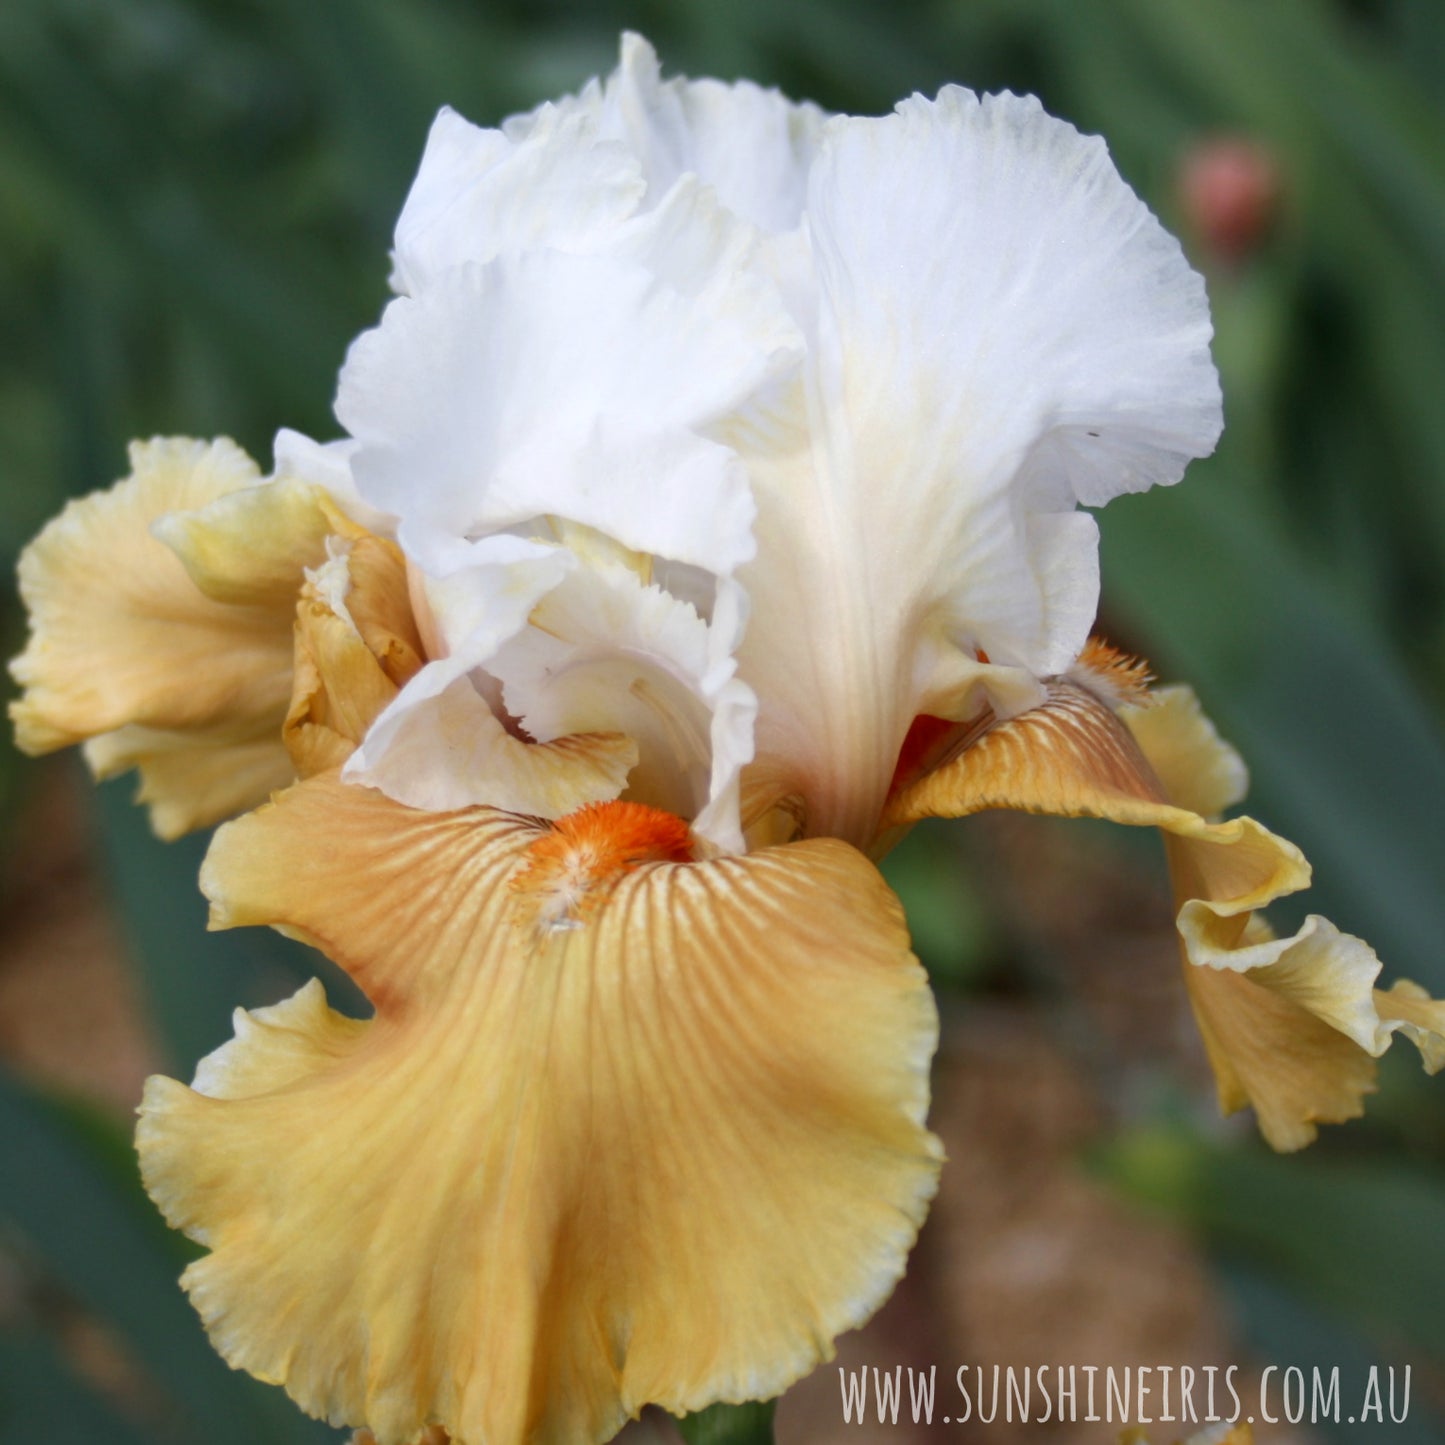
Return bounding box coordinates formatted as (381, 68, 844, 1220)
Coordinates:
(11, 33, 1445, 1445)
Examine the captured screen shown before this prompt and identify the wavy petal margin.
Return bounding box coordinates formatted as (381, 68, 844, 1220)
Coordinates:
(139, 777, 942, 1444)
(886, 678, 1445, 1151)
(732, 87, 1220, 849)
(9, 439, 340, 836)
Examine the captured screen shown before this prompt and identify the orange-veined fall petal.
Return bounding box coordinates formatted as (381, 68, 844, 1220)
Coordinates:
(885, 675, 1442, 1150)
(9, 438, 339, 835)
(140, 776, 942, 1445)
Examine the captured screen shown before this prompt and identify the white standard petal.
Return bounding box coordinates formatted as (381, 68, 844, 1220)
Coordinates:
(508, 33, 829, 235)
(809, 88, 1222, 520)
(390, 103, 646, 294)
(731, 87, 1221, 846)
(392, 73, 800, 354)
(338, 249, 793, 580)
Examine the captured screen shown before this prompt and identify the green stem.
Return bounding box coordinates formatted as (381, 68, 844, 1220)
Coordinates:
(673, 1399, 777, 1445)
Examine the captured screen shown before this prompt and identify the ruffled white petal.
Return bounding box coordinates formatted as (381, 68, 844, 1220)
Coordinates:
(339, 250, 789, 580)
(392, 79, 796, 370)
(510, 33, 828, 234)
(809, 88, 1221, 517)
(391, 103, 646, 294)
(338, 51, 1222, 854)
(342, 534, 588, 812)
(489, 562, 756, 853)
(345, 666, 638, 818)
(730, 87, 1221, 845)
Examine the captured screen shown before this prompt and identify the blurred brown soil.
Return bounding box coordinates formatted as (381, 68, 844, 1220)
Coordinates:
(0, 757, 160, 1111)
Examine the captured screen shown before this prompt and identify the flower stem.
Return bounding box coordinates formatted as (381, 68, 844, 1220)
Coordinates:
(674, 1400, 777, 1445)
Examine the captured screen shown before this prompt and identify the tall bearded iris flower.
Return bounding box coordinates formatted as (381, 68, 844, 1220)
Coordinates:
(11, 34, 1445, 1445)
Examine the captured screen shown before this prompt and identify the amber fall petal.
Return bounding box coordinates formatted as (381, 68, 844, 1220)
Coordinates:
(9, 439, 342, 834)
(887, 680, 1445, 1150)
(139, 776, 943, 1445)
(284, 533, 425, 776)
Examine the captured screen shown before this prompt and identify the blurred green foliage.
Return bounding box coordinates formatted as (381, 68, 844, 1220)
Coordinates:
(2, 0, 1445, 1440)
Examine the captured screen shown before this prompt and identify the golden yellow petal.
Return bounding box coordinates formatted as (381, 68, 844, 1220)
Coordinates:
(155, 475, 355, 608)
(141, 778, 942, 1444)
(339, 534, 426, 688)
(83, 726, 298, 842)
(284, 536, 423, 777)
(1186, 958, 1378, 1151)
(1177, 899, 1384, 1052)
(1376, 979, 1445, 1073)
(8, 437, 338, 834)
(884, 677, 1174, 830)
(1123, 684, 1248, 819)
(884, 677, 1417, 1151)
(11, 437, 267, 752)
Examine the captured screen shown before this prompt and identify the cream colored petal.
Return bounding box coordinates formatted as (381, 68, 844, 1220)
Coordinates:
(341, 534, 643, 817)
(9, 437, 328, 834)
(11, 437, 268, 751)
(347, 664, 639, 819)
(489, 561, 756, 852)
(1122, 684, 1248, 819)
(886, 676, 1435, 1150)
(141, 777, 942, 1444)
(732, 83, 1220, 846)
(1185, 952, 1379, 1151)
(155, 475, 355, 608)
(1376, 979, 1445, 1073)
(84, 726, 298, 842)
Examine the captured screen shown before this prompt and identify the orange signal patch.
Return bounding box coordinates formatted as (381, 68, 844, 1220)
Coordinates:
(1076, 635, 1153, 706)
(512, 800, 694, 931)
